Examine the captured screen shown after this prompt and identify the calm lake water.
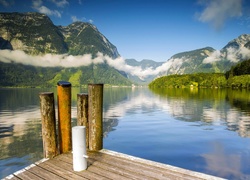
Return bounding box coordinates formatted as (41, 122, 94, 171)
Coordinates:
(0, 87, 250, 179)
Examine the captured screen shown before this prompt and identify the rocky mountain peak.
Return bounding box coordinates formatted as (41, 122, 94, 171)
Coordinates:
(223, 34, 250, 49)
(0, 12, 119, 58)
(0, 12, 68, 55)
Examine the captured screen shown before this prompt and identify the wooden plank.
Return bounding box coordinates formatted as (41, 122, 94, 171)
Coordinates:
(87, 157, 152, 180)
(56, 153, 140, 179)
(2, 150, 225, 180)
(58, 151, 220, 180)
(56, 153, 73, 164)
(37, 159, 88, 180)
(25, 164, 66, 180)
(14, 170, 44, 180)
(47, 155, 109, 180)
(100, 150, 225, 180)
(2, 175, 21, 180)
(87, 165, 129, 180)
(55, 152, 151, 179)
(88, 151, 178, 180)
(59, 152, 165, 179)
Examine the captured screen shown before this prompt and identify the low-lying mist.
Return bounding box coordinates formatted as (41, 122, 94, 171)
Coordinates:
(0, 46, 249, 80)
(0, 50, 168, 80)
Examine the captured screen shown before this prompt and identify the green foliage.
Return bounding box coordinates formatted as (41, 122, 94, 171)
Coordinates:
(150, 59, 250, 89)
(0, 62, 62, 87)
(227, 75, 250, 89)
(68, 69, 82, 86)
(0, 62, 132, 87)
(149, 73, 227, 89)
(223, 59, 250, 89)
(225, 59, 250, 78)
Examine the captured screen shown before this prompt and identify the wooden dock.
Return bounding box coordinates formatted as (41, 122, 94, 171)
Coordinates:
(3, 85, 226, 180)
(3, 149, 225, 180)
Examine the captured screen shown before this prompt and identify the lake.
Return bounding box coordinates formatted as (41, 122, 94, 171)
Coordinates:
(0, 87, 250, 179)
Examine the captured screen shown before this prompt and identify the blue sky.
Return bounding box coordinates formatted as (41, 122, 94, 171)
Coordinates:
(0, 0, 250, 62)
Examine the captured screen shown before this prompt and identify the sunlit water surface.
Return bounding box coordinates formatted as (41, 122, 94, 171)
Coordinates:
(0, 87, 250, 179)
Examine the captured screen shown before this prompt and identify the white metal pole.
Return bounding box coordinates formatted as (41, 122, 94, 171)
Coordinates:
(72, 126, 88, 171)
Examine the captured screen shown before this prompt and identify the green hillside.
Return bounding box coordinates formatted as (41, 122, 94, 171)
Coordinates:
(0, 62, 132, 87)
(225, 59, 250, 78)
(149, 59, 250, 89)
(149, 73, 227, 88)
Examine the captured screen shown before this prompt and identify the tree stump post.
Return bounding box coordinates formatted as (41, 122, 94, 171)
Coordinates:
(57, 81, 72, 154)
(88, 84, 103, 151)
(39, 92, 58, 158)
(77, 93, 89, 149)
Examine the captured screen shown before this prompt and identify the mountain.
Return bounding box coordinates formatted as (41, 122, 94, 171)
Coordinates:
(163, 47, 218, 74)
(0, 12, 119, 58)
(58, 22, 119, 58)
(222, 34, 250, 49)
(0, 61, 131, 87)
(124, 34, 250, 84)
(0, 12, 68, 55)
(0, 12, 128, 87)
(149, 60, 250, 89)
(159, 34, 250, 76)
(0, 12, 250, 87)
(125, 59, 164, 69)
(125, 59, 164, 84)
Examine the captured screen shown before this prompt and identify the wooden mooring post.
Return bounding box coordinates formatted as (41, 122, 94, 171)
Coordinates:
(88, 84, 104, 151)
(39, 92, 58, 158)
(57, 81, 72, 154)
(77, 93, 89, 149)
(39, 83, 104, 158)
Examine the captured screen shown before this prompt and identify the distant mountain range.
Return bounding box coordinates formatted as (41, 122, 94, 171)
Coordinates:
(0, 12, 250, 87)
(164, 34, 250, 75)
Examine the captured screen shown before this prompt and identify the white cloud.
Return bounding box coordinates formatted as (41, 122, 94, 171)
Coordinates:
(238, 46, 250, 59)
(32, 0, 62, 18)
(203, 50, 222, 63)
(197, 0, 242, 29)
(203, 46, 250, 64)
(225, 46, 250, 63)
(105, 55, 171, 80)
(2, 48, 249, 79)
(50, 0, 69, 7)
(226, 47, 239, 62)
(71, 15, 86, 22)
(71, 16, 80, 22)
(32, 0, 42, 7)
(38, 6, 61, 17)
(0, 0, 14, 7)
(71, 15, 93, 23)
(0, 50, 93, 67)
(0, 50, 170, 80)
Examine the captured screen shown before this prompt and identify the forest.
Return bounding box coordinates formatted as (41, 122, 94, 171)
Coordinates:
(0, 62, 131, 87)
(149, 59, 250, 89)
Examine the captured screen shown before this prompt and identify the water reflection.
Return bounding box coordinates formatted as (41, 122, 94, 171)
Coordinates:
(150, 88, 250, 138)
(0, 87, 250, 179)
(202, 141, 250, 179)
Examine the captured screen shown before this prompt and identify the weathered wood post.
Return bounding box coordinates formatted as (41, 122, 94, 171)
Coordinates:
(39, 92, 58, 158)
(77, 93, 89, 149)
(57, 81, 72, 153)
(88, 84, 103, 151)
